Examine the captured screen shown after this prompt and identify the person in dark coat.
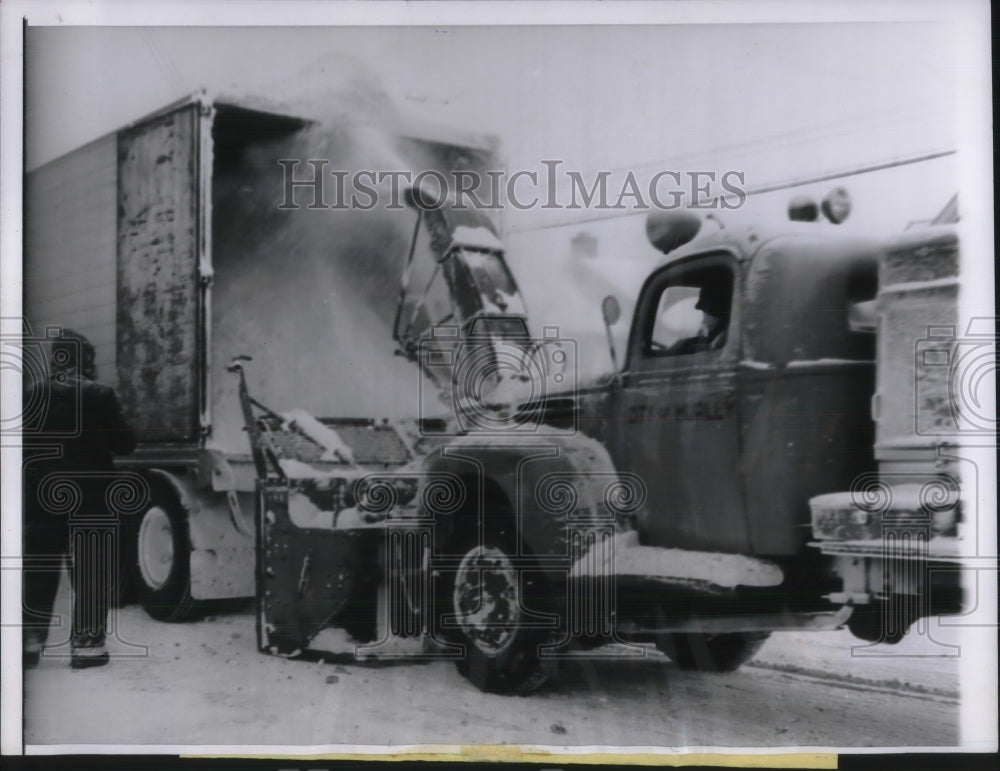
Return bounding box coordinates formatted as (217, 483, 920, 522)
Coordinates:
(22, 329, 136, 669)
(666, 283, 732, 355)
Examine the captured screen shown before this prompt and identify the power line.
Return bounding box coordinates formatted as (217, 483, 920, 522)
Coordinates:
(603, 101, 950, 176)
(140, 29, 186, 94)
(736, 149, 956, 197)
(511, 148, 957, 232)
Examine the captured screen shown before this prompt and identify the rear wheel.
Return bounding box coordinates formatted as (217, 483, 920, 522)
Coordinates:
(658, 631, 770, 671)
(437, 524, 552, 695)
(133, 488, 197, 622)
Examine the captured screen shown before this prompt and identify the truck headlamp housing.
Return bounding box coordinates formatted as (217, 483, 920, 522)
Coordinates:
(354, 476, 420, 517)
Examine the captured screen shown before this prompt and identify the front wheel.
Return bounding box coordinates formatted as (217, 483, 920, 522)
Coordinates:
(437, 533, 552, 695)
(133, 488, 197, 622)
(657, 631, 770, 672)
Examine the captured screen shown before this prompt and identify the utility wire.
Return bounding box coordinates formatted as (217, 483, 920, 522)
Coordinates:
(602, 101, 951, 176)
(511, 148, 957, 232)
(140, 29, 186, 94)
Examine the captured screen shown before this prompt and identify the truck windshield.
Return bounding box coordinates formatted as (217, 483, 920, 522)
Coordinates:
(447, 248, 521, 317)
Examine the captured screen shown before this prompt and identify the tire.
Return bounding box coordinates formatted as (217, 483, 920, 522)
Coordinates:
(658, 631, 770, 672)
(436, 521, 552, 695)
(847, 604, 908, 645)
(133, 486, 197, 622)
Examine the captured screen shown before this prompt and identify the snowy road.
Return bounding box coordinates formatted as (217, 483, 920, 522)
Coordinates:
(22, 589, 963, 753)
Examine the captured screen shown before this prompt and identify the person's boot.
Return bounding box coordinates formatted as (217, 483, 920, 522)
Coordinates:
(70, 636, 109, 669)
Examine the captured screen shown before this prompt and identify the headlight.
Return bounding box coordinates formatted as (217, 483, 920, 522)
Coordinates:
(354, 476, 419, 518)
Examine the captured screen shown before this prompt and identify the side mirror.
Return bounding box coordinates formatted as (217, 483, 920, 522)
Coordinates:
(601, 296, 621, 372)
(601, 295, 621, 327)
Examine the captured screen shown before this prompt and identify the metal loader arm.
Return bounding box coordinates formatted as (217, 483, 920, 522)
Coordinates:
(226, 355, 284, 481)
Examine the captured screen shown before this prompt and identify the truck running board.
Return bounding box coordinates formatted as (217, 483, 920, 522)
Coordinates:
(570, 530, 785, 590)
(617, 606, 854, 636)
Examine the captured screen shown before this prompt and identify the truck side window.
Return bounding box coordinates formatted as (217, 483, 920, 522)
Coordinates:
(647, 264, 734, 356)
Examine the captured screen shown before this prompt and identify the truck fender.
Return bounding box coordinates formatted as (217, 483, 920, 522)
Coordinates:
(145, 467, 231, 547)
(141, 468, 255, 599)
(420, 430, 638, 558)
(200, 447, 236, 492)
(142, 469, 196, 549)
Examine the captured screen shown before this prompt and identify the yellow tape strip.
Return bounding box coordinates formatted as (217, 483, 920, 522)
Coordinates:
(185, 748, 837, 768)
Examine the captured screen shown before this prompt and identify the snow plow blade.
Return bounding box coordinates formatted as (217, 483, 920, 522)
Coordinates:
(229, 358, 437, 657)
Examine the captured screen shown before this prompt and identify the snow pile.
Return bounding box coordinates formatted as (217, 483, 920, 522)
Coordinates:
(287, 489, 336, 530)
(282, 409, 355, 463)
(276, 457, 356, 480)
(571, 530, 784, 588)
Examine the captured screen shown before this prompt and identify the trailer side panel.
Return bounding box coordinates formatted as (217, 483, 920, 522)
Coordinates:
(24, 135, 118, 382)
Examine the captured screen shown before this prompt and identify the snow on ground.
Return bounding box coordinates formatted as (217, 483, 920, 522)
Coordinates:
(20, 571, 962, 752)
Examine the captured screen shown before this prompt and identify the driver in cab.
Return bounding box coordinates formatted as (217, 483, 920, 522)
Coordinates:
(666, 283, 731, 355)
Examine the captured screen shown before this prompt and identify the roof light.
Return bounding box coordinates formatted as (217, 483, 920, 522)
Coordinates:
(821, 187, 851, 224)
(788, 195, 819, 222)
(645, 210, 702, 255)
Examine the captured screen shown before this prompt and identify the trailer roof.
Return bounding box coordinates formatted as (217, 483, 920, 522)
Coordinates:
(29, 88, 499, 173)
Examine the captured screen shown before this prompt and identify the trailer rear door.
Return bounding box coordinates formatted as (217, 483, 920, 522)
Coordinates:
(117, 102, 207, 444)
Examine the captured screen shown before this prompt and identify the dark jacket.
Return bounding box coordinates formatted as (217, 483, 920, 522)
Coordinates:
(24, 375, 136, 506)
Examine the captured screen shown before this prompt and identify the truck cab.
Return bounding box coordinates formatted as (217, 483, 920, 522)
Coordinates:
(243, 194, 967, 696)
(602, 210, 879, 560)
(402, 207, 897, 692)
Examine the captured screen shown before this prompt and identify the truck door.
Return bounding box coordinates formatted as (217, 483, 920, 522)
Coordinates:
(618, 254, 750, 553)
(116, 102, 208, 444)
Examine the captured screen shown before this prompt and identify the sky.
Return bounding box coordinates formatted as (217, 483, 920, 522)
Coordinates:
(26, 23, 959, 178)
(20, 19, 974, 331)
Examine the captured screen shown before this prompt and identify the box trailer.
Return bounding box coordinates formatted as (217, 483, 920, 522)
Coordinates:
(23, 92, 499, 620)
